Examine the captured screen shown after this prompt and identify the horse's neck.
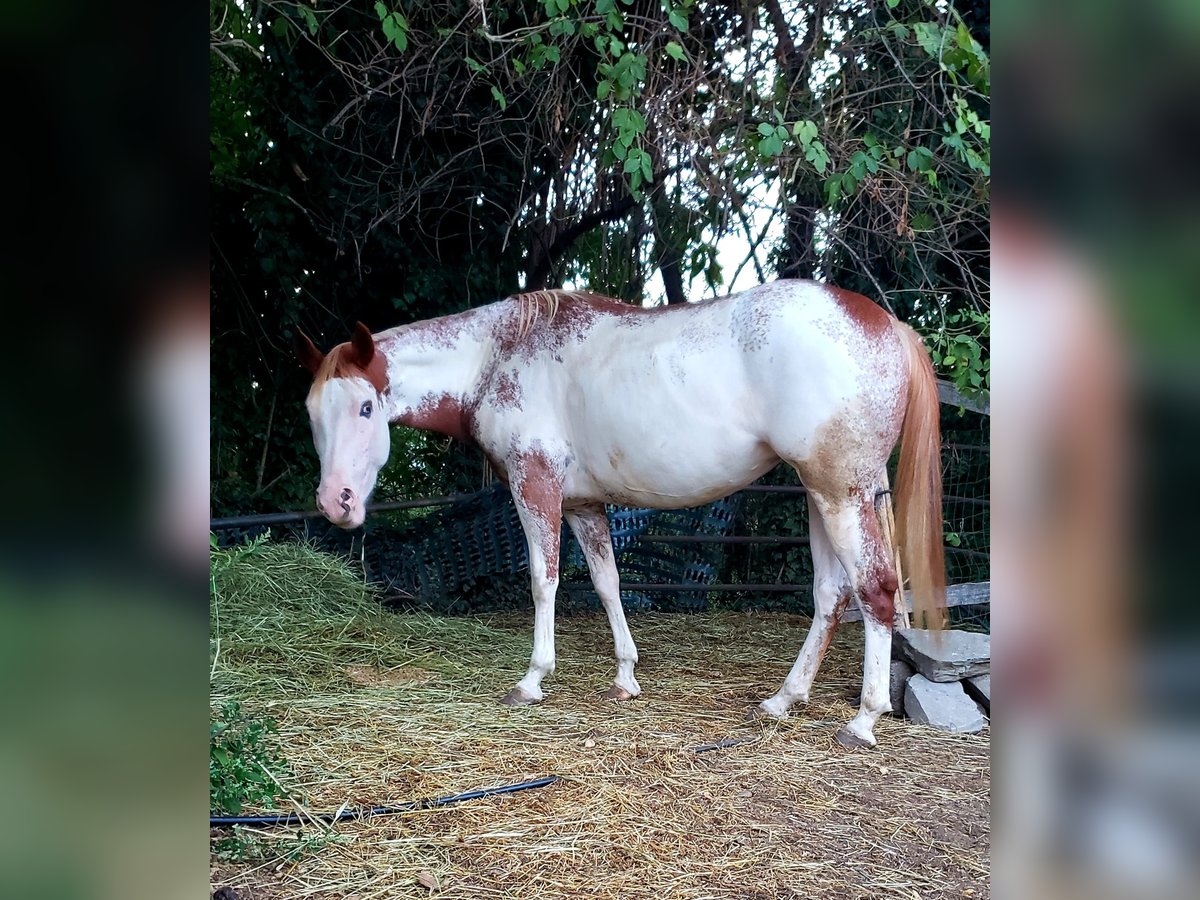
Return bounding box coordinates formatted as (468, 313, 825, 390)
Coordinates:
(380, 306, 498, 417)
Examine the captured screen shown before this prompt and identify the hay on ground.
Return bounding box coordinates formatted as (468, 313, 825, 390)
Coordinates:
(211, 541, 990, 899)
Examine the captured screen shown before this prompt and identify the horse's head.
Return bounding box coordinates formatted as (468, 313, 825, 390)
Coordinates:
(295, 323, 391, 529)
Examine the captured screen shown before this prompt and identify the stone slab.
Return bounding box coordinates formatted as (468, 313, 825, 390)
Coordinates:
(964, 674, 990, 713)
(889, 658, 915, 716)
(895, 628, 990, 683)
(904, 674, 988, 734)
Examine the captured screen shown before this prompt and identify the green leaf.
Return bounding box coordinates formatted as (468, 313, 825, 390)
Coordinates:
(490, 86, 507, 110)
(906, 146, 934, 172)
(909, 212, 935, 231)
(805, 141, 828, 174)
(464, 57, 486, 74)
(380, 11, 409, 53)
(757, 122, 775, 137)
(668, 8, 689, 31)
(913, 22, 944, 59)
(596, 80, 612, 101)
(665, 41, 686, 61)
(298, 6, 318, 35)
(792, 119, 817, 145)
(374, 1, 388, 19)
(612, 107, 645, 134)
(759, 134, 784, 157)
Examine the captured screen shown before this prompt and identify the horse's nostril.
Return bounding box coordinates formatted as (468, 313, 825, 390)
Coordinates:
(340, 487, 353, 503)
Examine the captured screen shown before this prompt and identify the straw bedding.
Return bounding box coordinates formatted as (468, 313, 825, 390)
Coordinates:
(211, 542, 990, 899)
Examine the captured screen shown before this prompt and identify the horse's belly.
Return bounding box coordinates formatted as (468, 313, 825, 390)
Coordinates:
(566, 428, 779, 509)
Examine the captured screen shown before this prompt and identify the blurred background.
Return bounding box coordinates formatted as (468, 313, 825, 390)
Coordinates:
(994, 1, 1200, 897)
(0, 0, 1197, 897)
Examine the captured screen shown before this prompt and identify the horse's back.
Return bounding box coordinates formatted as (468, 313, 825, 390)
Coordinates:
(519, 281, 907, 506)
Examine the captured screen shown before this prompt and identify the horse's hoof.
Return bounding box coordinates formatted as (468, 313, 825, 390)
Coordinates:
(500, 688, 539, 706)
(748, 701, 787, 721)
(834, 725, 876, 749)
(603, 684, 637, 701)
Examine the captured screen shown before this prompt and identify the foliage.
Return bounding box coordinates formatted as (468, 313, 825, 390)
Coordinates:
(210, 1, 990, 517)
(210, 700, 291, 816)
(931, 307, 990, 394)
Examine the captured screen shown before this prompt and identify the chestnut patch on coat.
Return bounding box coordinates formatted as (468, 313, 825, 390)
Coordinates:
(820, 591, 853, 657)
(398, 392, 471, 442)
(827, 286, 893, 338)
(491, 369, 523, 409)
(496, 290, 676, 362)
(314, 341, 390, 395)
(510, 445, 566, 580)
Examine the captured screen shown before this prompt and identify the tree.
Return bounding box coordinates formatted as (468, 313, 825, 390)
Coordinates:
(210, 0, 989, 515)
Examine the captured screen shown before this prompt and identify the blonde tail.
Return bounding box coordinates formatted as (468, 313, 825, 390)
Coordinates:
(891, 320, 947, 629)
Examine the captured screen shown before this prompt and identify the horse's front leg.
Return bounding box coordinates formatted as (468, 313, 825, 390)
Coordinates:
(500, 471, 563, 706)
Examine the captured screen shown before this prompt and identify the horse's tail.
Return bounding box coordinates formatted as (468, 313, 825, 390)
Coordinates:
(891, 319, 946, 629)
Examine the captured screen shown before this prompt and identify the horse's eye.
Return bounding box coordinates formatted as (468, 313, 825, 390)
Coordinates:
(360, 401, 372, 419)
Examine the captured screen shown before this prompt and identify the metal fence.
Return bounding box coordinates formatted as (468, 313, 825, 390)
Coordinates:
(212, 390, 989, 627)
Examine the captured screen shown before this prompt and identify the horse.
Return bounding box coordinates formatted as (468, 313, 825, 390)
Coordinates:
(295, 279, 944, 747)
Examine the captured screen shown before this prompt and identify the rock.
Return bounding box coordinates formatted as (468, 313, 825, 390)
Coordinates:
(890, 658, 915, 716)
(895, 628, 990, 683)
(904, 674, 988, 733)
(964, 674, 990, 713)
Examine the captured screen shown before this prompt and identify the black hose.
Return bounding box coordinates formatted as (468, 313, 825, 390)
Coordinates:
(211, 735, 754, 827)
(692, 736, 757, 754)
(210, 775, 558, 828)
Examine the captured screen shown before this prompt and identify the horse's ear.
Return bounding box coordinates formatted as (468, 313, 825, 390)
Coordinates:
(349, 321, 375, 367)
(294, 329, 324, 376)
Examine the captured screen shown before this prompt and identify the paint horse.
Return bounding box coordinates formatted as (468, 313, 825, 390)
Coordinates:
(296, 280, 944, 747)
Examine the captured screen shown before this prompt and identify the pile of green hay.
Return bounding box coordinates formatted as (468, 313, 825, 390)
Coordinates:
(210, 537, 532, 701)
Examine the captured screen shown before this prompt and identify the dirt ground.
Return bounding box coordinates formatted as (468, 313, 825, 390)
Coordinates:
(211, 611, 989, 899)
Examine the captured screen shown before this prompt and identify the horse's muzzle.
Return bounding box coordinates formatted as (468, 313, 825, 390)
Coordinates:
(316, 485, 363, 529)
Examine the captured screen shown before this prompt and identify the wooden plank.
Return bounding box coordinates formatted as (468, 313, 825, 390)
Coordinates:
(841, 581, 990, 623)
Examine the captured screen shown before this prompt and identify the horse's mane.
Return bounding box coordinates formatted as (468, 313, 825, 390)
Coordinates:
(508, 289, 624, 340)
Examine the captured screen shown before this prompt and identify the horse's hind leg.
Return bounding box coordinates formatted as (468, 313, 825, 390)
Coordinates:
(757, 495, 852, 718)
(565, 506, 640, 700)
(806, 488, 900, 748)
